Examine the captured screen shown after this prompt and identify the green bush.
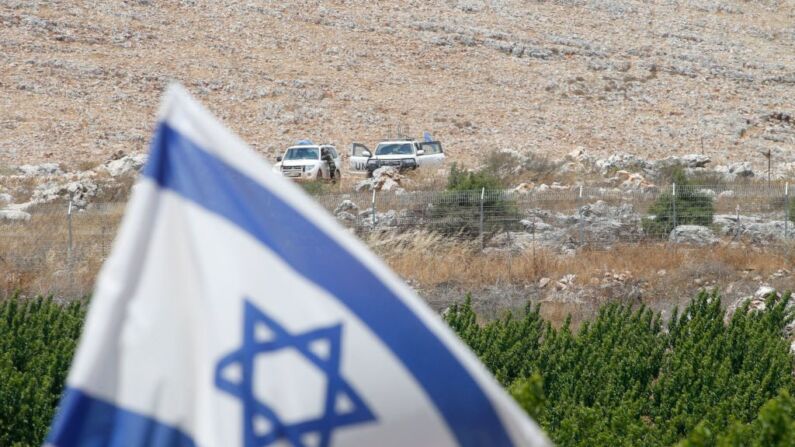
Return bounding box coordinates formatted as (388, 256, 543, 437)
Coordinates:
(445, 291, 795, 446)
(642, 170, 715, 238)
(430, 163, 521, 237)
(2, 291, 794, 446)
(445, 162, 503, 191)
(0, 296, 86, 447)
(679, 390, 795, 447)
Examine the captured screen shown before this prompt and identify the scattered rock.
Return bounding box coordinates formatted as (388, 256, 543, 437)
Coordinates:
(0, 209, 31, 222)
(16, 163, 62, 177)
(513, 183, 535, 194)
(715, 162, 754, 180)
(355, 167, 406, 192)
(669, 225, 718, 245)
(30, 177, 99, 208)
(335, 211, 356, 223)
(334, 199, 359, 216)
(101, 153, 147, 177)
(725, 286, 781, 323)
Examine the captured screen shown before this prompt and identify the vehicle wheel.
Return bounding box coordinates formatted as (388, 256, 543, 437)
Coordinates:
(316, 171, 323, 181)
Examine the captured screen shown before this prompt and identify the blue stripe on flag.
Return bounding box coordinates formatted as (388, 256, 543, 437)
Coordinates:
(142, 123, 514, 446)
(48, 388, 196, 447)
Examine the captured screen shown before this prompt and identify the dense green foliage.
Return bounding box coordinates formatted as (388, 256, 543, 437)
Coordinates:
(446, 291, 795, 446)
(445, 162, 504, 191)
(2, 292, 793, 446)
(0, 296, 86, 447)
(642, 170, 715, 238)
(679, 389, 795, 447)
(431, 162, 521, 237)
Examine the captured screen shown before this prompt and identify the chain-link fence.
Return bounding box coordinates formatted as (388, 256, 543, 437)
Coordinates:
(1, 182, 792, 297)
(315, 182, 794, 247)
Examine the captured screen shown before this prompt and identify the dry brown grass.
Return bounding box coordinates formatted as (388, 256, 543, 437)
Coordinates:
(375, 230, 795, 326)
(2, 212, 794, 321)
(0, 204, 123, 297)
(373, 230, 795, 291)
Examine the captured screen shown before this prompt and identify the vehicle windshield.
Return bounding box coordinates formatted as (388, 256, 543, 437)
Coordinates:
(375, 143, 413, 156)
(284, 147, 319, 161)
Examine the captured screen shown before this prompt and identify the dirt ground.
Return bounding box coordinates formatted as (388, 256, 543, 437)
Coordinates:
(2, 0, 794, 171)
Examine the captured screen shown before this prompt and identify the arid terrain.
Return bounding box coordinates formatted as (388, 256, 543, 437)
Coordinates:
(2, 0, 795, 171)
(2, 0, 795, 329)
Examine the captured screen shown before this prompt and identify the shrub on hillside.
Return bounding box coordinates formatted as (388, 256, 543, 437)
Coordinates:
(430, 163, 521, 237)
(445, 161, 503, 191)
(642, 169, 715, 238)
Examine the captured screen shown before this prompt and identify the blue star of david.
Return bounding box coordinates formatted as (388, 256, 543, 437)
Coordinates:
(215, 300, 376, 447)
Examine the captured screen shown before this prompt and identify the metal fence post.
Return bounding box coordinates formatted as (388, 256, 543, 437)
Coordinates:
(67, 199, 73, 264)
(735, 205, 741, 240)
(479, 187, 485, 250)
(578, 185, 584, 247)
(672, 183, 677, 230)
(785, 182, 790, 240)
(531, 215, 537, 275)
(371, 188, 376, 227)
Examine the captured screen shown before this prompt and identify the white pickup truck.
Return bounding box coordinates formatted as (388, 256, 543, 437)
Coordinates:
(349, 139, 445, 176)
(272, 143, 342, 181)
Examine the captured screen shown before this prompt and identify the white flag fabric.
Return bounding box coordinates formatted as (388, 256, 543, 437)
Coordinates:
(47, 85, 549, 447)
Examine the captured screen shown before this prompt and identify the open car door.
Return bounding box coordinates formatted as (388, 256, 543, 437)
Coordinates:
(417, 141, 444, 166)
(349, 143, 371, 172)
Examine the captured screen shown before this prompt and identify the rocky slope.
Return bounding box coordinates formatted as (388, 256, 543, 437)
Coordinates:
(2, 0, 795, 171)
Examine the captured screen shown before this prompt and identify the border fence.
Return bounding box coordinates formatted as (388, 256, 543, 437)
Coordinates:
(0, 182, 792, 297)
(314, 182, 793, 247)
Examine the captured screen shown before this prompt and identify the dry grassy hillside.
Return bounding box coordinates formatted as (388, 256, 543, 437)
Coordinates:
(2, 0, 795, 170)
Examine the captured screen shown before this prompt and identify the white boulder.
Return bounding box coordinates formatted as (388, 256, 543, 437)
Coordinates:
(16, 163, 62, 177)
(0, 209, 31, 222)
(102, 153, 148, 177)
(669, 225, 719, 245)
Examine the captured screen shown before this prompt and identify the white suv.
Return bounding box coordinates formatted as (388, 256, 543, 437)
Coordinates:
(273, 144, 342, 181)
(349, 139, 445, 176)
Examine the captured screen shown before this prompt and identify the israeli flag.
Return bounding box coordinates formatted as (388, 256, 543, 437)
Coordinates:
(423, 131, 433, 143)
(47, 85, 549, 447)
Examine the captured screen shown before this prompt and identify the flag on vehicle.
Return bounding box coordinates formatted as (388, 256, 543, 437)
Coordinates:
(423, 131, 434, 142)
(47, 84, 549, 447)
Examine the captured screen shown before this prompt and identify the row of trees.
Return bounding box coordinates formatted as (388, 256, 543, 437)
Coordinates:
(2, 291, 792, 446)
(445, 291, 795, 446)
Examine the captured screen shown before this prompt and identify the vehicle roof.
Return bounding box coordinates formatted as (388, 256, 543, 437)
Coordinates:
(285, 144, 335, 150)
(376, 140, 416, 145)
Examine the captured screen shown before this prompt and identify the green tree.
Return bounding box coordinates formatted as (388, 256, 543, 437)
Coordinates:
(642, 169, 715, 238)
(430, 163, 521, 237)
(0, 296, 86, 447)
(445, 290, 795, 447)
